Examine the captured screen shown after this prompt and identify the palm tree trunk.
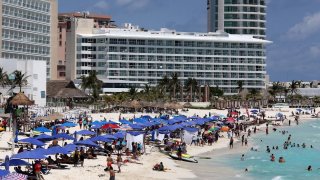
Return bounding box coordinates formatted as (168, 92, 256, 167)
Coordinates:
(190, 86, 193, 102)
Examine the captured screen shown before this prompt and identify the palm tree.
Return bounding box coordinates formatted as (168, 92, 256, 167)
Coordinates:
(237, 80, 244, 94)
(0, 67, 8, 88)
(128, 86, 138, 100)
(9, 70, 29, 92)
(159, 75, 170, 94)
(210, 85, 224, 99)
(169, 73, 180, 100)
(80, 71, 102, 101)
(288, 80, 299, 96)
(185, 78, 198, 102)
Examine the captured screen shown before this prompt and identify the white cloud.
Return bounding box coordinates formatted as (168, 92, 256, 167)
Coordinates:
(286, 12, 320, 40)
(309, 45, 320, 57)
(116, 0, 149, 9)
(93, 0, 109, 9)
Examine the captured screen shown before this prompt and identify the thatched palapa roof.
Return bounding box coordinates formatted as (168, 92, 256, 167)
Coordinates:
(10, 92, 34, 106)
(47, 80, 90, 99)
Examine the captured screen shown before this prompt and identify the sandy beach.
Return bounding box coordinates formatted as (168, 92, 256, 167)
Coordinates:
(0, 107, 317, 180)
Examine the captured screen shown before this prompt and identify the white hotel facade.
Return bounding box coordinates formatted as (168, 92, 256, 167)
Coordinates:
(68, 24, 270, 95)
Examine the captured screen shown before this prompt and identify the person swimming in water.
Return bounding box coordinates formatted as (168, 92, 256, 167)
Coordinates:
(266, 146, 270, 153)
(279, 157, 285, 163)
(270, 154, 275, 162)
(241, 154, 245, 161)
(307, 165, 312, 171)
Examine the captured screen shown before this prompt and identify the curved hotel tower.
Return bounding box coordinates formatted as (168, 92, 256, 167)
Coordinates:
(208, 0, 267, 39)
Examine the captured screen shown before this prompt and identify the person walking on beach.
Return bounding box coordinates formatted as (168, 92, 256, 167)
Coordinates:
(116, 154, 122, 173)
(74, 147, 79, 167)
(109, 166, 115, 180)
(245, 138, 248, 146)
(229, 137, 234, 149)
(289, 119, 291, 126)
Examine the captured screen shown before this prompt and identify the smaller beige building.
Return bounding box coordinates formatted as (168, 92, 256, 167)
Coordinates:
(55, 12, 115, 80)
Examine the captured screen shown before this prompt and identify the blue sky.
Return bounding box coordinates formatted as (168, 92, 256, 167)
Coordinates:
(58, 0, 320, 82)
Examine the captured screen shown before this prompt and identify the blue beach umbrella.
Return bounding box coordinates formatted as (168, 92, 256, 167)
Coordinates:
(0, 170, 10, 177)
(14, 130, 19, 143)
(76, 130, 95, 136)
(35, 134, 55, 141)
(46, 146, 69, 155)
(74, 131, 77, 143)
(12, 150, 46, 159)
(113, 132, 125, 139)
(52, 126, 57, 136)
(119, 119, 132, 125)
(102, 134, 117, 140)
(61, 122, 77, 127)
(54, 133, 75, 140)
(34, 127, 51, 133)
(296, 108, 303, 112)
(129, 124, 144, 130)
(64, 144, 80, 152)
(75, 139, 99, 147)
(0, 159, 31, 166)
(19, 138, 45, 146)
(90, 136, 112, 143)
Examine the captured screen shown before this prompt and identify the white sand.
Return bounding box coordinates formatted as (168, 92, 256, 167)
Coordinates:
(0, 107, 317, 180)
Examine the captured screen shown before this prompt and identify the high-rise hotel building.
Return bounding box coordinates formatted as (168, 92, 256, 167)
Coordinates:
(68, 24, 270, 95)
(207, 0, 266, 39)
(0, 0, 58, 79)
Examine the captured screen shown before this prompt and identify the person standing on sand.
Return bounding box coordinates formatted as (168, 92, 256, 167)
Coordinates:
(116, 154, 122, 173)
(241, 135, 245, 146)
(229, 137, 234, 149)
(266, 127, 269, 135)
(109, 166, 115, 180)
(245, 138, 248, 146)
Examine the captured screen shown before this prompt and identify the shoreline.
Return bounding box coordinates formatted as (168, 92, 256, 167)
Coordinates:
(0, 108, 318, 180)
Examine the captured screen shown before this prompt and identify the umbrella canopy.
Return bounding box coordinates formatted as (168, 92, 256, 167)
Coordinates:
(0, 170, 10, 177)
(10, 92, 34, 106)
(34, 127, 51, 133)
(101, 124, 120, 129)
(128, 124, 144, 130)
(64, 144, 79, 152)
(76, 130, 95, 136)
(35, 134, 55, 141)
(102, 134, 117, 140)
(12, 150, 46, 159)
(46, 146, 69, 155)
(119, 119, 132, 125)
(0, 159, 31, 166)
(276, 113, 284, 117)
(61, 122, 77, 127)
(75, 139, 99, 147)
(90, 136, 112, 143)
(54, 133, 75, 140)
(19, 138, 45, 146)
(296, 108, 303, 112)
(1, 173, 28, 180)
(226, 117, 235, 123)
(113, 132, 126, 139)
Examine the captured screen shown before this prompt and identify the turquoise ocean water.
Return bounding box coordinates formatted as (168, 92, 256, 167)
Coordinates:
(181, 119, 320, 180)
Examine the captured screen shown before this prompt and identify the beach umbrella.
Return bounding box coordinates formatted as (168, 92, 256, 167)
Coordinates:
(11, 150, 46, 159)
(296, 108, 303, 112)
(76, 130, 95, 136)
(61, 122, 77, 127)
(64, 144, 80, 152)
(113, 132, 125, 139)
(75, 139, 99, 147)
(221, 126, 230, 132)
(34, 127, 51, 133)
(54, 133, 75, 140)
(119, 119, 132, 125)
(128, 124, 144, 130)
(226, 117, 235, 123)
(90, 136, 112, 143)
(107, 120, 118, 124)
(10, 92, 34, 106)
(90, 124, 102, 129)
(1, 173, 28, 180)
(101, 124, 120, 129)
(276, 113, 284, 117)
(19, 138, 45, 146)
(0, 159, 31, 166)
(250, 109, 259, 113)
(102, 134, 117, 140)
(14, 129, 19, 143)
(35, 134, 55, 141)
(46, 146, 69, 155)
(52, 126, 57, 136)
(0, 170, 10, 177)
